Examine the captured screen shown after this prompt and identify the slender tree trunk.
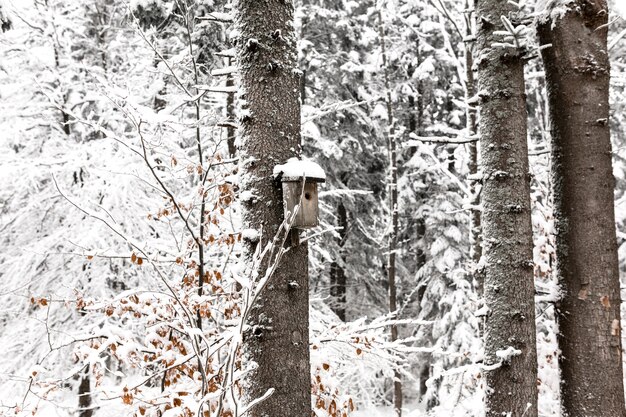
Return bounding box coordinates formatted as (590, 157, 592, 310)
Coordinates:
(464, 0, 486, 340)
(330, 202, 347, 321)
(235, 2, 311, 417)
(43, 0, 71, 136)
(378, 10, 402, 417)
(406, 44, 431, 405)
(406, 34, 423, 144)
(538, 2, 626, 416)
(0, 0, 11, 32)
(464, 0, 482, 281)
(475, 1, 538, 416)
(329, 261, 346, 320)
(78, 365, 93, 417)
(226, 55, 237, 158)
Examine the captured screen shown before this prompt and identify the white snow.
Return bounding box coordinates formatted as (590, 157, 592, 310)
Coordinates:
(536, 0, 576, 25)
(615, 1, 626, 19)
(240, 190, 256, 202)
(405, 15, 420, 27)
(130, 0, 162, 9)
(195, 84, 237, 93)
(371, 102, 388, 120)
(241, 228, 260, 242)
(474, 305, 490, 317)
(211, 65, 237, 76)
(204, 12, 233, 22)
(302, 120, 321, 141)
(273, 157, 326, 180)
(414, 56, 436, 81)
(496, 346, 522, 362)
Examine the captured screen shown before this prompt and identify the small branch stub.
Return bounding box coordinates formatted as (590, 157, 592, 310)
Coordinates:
(273, 158, 326, 229)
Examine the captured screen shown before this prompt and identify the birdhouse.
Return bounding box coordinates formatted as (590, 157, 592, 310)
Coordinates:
(273, 157, 326, 229)
(280, 175, 325, 229)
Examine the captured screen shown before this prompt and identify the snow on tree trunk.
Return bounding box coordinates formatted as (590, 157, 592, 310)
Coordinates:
(538, 2, 626, 416)
(464, 1, 482, 292)
(475, 0, 539, 415)
(378, 10, 402, 417)
(234, 1, 312, 417)
(226, 55, 237, 158)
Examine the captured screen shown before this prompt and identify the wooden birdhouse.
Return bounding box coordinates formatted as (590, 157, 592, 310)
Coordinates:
(274, 158, 326, 229)
(281, 176, 325, 229)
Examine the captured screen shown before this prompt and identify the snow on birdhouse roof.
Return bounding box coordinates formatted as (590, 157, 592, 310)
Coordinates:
(273, 157, 326, 182)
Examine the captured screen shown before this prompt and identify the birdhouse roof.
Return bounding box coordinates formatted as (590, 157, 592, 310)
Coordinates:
(273, 157, 326, 183)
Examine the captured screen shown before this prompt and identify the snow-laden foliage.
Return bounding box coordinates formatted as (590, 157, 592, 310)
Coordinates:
(0, 1, 242, 416)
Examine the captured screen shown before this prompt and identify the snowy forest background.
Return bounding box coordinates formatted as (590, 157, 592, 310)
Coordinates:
(1, 0, 626, 416)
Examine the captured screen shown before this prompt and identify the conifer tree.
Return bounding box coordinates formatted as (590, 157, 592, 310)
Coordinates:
(538, 1, 626, 415)
(234, 1, 312, 416)
(475, 0, 538, 415)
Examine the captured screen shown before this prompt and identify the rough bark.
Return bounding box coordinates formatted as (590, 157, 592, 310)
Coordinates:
(234, 1, 311, 417)
(538, 2, 625, 416)
(475, 1, 538, 416)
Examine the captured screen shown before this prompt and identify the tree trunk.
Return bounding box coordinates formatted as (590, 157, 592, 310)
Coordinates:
(475, 1, 538, 416)
(538, 2, 626, 416)
(464, 0, 486, 341)
(330, 202, 347, 321)
(78, 365, 93, 417)
(0, 0, 11, 32)
(464, 0, 482, 282)
(226, 55, 237, 158)
(378, 10, 402, 417)
(329, 260, 346, 320)
(234, 2, 311, 417)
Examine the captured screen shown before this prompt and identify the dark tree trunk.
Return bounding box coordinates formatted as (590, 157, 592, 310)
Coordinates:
(415, 217, 426, 275)
(61, 102, 71, 136)
(329, 261, 346, 320)
(475, 1, 538, 416)
(226, 55, 237, 158)
(78, 364, 93, 417)
(378, 11, 402, 417)
(330, 202, 347, 321)
(0, 1, 11, 32)
(234, 2, 311, 417)
(538, 2, 626, 416)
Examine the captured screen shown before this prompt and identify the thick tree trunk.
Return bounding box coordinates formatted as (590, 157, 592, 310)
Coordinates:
(538, 2, 626, 416)
(475, 1, 538, 416)
(234, 2, 311, 417)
